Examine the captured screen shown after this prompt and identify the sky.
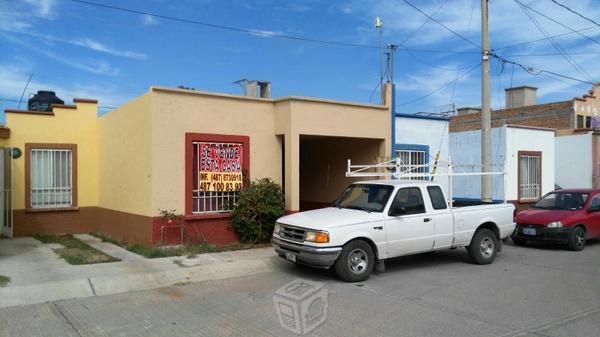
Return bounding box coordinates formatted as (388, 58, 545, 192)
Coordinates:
(0, 0, 599, 122)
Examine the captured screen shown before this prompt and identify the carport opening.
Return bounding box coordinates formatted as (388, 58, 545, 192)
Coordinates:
(299, 135, 384, 211)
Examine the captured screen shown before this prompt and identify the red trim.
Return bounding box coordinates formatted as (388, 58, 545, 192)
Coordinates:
(184, 133, 250, 217)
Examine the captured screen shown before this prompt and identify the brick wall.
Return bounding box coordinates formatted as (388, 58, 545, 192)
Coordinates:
(450, 101, 573, 132)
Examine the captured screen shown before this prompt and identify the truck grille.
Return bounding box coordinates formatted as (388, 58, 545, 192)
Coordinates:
(279, 224, 306, 242)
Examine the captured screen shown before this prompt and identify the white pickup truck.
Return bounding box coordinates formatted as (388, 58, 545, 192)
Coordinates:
(272, 180, 515, 282)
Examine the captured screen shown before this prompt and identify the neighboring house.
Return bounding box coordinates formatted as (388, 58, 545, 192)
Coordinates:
(450, 125, 555, 210)
(395, 113, 450, 197)
(0, 84, 393, 245)
(555, 129, 600, 189)
(451, 83, 599, 193)
(450, 84, 599, 132)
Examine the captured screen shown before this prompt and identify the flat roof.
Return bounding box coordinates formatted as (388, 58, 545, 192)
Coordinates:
(150, 86, 389, 110)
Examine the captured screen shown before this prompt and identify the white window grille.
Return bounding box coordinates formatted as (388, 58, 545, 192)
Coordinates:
(396, 149, 427, 180)
(30, 149, 73, 209)
(519, 154, 541, 200)
(192, 142, 242, 214)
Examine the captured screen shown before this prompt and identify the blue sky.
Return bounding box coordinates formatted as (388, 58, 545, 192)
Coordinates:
(0, 0, 598, 121)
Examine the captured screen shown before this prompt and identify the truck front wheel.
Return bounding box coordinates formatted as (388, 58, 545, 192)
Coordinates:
(468, 229, 498, 265)
(334, 240, 374, 282)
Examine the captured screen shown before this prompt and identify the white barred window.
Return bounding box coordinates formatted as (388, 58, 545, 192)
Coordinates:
(30, 149, 73, 209)
(519, 152, 541, 201)
(396, 149, 427, 180)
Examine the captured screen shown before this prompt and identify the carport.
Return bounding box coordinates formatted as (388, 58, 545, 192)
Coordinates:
(299, 135, 385, 210)
(274, 85, 392, 212)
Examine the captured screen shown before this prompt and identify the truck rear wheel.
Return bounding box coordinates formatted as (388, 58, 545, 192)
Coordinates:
(468, 229, 498, 265)
(334, 240, 374, 282)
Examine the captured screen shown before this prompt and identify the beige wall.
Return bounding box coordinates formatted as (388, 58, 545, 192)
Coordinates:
(150, 88, 283, 216)
(98, 94, 153, 216)
(148, 86, 391, 214)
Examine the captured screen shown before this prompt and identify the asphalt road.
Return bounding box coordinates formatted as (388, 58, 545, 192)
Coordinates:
(1, 240, 599, 337)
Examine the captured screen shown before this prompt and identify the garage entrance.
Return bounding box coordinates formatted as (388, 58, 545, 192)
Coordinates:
(299, 135, 385, 211)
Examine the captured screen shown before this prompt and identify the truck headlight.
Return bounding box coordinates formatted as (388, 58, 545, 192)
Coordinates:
(547, 221, 563, 229)
(273, 223, 282, 235)
(304, 230, 329, 243)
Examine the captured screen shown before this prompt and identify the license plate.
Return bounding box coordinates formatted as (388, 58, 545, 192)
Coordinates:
(285, 252, 296, 262)
(523, 227, 536, 236)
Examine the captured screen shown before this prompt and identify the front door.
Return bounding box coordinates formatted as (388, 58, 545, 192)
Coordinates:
(0, 147, 13, 238)
(385, 186, 434, 256)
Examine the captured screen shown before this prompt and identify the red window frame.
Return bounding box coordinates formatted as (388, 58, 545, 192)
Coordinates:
(184, 133, 250, 219)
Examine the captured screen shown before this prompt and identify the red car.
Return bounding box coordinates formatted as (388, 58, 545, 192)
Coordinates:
(512, 189, 600, 251)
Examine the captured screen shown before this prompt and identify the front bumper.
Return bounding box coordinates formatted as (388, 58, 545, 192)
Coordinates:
(512, 224, 572, 243)
(271, 236, 342, 268)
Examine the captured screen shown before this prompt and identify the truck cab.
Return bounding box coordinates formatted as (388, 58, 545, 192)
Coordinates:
(272, 180, 515, 282)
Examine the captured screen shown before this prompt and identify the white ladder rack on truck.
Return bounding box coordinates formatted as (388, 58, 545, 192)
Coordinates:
(346, 157, 508, 204)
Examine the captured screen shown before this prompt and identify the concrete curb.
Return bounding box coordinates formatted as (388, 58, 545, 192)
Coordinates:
(0, 257, 275, 309)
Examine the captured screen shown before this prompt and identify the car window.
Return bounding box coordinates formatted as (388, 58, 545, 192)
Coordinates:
(533, 192, 589, 211)
(427, 186, 447, 210)
(334, 184, 394, 213)
(589, 194, 600, 209)
(389, 187, 425, 215)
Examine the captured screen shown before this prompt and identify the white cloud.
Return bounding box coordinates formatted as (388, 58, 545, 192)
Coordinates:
(1, 33, 120, 76)
(248, 29, 284, 38)
(22, 0, 56, 18)
(72, 38, 148, 60)
(140, 14, 157, 26)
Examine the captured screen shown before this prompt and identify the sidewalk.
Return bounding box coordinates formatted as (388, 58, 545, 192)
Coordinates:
(0, 236, 277, 308)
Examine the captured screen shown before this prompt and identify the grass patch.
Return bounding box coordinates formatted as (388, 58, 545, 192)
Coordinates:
(90, 232, 267, 258)
(0, 275, 9, 287)
(33, 234, 120, 265)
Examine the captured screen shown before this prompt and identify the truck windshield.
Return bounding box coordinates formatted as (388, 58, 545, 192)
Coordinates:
(532, 192, 589, 211)
(333, 184, 394, 213)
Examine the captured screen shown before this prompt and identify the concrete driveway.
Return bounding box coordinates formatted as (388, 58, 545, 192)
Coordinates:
(0, 237, 275, 308)
(1, 239, 598, 337)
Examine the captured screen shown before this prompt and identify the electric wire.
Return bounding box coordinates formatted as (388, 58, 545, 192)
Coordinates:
(550, 0, 600, 28)
(401, 0, 480, 48)
(514, 0, 595, 83)
(514, 0, 600, 46)
(396, 62, 481, 107)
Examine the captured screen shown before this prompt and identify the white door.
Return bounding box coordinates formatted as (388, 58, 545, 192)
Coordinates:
(385, 186, 434, 256)
(0, 148, 13, 238)
(425, 185, 454, 249)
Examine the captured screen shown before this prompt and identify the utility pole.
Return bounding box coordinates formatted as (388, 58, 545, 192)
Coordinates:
(387, 44, 398, 159)
(481, 0, 492, 202)
(375, 17, 384, 103)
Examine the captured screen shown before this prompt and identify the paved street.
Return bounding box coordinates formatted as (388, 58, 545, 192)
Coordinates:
(1, 240, 599, 337)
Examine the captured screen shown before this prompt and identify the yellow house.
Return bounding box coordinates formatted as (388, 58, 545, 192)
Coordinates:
(0, 84, 392, 245)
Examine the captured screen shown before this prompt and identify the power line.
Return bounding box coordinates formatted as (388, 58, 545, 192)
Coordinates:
(514, 0, 595, 83)
(514, 0, 600, 46)
(491, 53, 596, 85)
(495, 26, 599, 50)
(396, 62, 481, 107)
(502, 51, 600, 56)
(400, 0, 450, 44)
(550, 0, 600, 28)
(67, 0, 380, 49)
(401, 0, 480, 48)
